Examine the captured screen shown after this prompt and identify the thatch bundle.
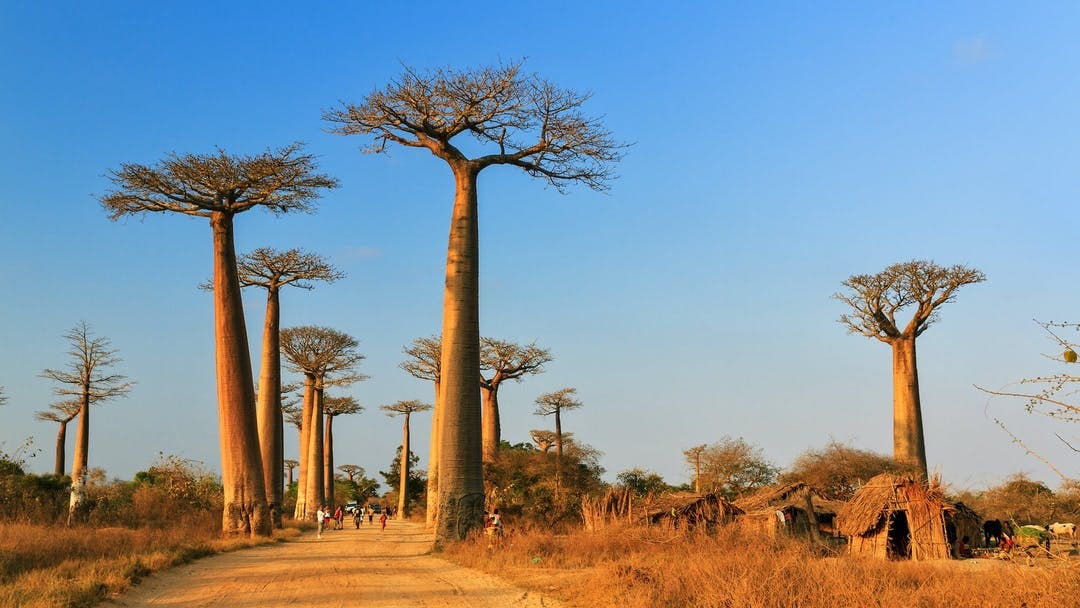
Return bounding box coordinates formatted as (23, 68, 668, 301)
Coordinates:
(581, 487, 636, 532)
(836, 473, 953, 560)
(642, 492, 743, 530)
(734, 482, 823, 541)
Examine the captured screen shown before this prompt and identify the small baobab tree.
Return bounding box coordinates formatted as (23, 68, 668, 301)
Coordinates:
(280, 325, 365, 520)
(34, 400, 81, 477)
(534, 387, 583, 496)
(236, 247, 343, 528)
(683, 444, 706, 494)
(835, 260, 985, 478)
(323, 394, 364, 508)
(381, 399, 433, 519)
(41, 322, 133, 522)
(400, 335, 442, 528)
(338, 464, 362, 483)
(101, 143, 338, 536)
(530, 429, 558, 453)
(327, 61, 624, 542)
(284, 459, 299, 487)
(480, 338, 552, 462)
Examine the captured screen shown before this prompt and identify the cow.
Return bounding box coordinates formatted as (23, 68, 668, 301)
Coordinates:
(1048, 522, 1076, 540)
(982, 519, 1004, 548)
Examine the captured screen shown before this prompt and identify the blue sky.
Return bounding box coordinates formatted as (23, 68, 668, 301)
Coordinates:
(2, 2, 1078, 493)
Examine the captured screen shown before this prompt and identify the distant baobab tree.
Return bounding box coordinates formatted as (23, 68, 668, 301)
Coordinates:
(100, 144, 338, 536)
(280, 326, 365, 520)
(338, 464, 362, 483)
(400, 335, 441, 528)
(683, 444, 706, 494)
(34, 400, 81, 477)
(835, 260, 985, 478)
(480, 338, 552, 463)
(530, 429, 558, 453)
(326, 61, 623, 542)
(284, 459, 299, 487)
(534, 387, 584, 496)
(41, 322, 133, 522)
(235, 247, 343, 528)
(381, 399, 432, 518)
(323, 395, 363, 508)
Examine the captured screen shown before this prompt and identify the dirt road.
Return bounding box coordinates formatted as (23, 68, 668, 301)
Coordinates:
(106, 520, 566, 608)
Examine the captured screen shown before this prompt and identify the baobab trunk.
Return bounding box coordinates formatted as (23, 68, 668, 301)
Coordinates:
(426, 378, 441, 529)
(256, 286, 284, 528)
(53, 419, 69, 477)
(554, 408, 564, 497)
(398, 412, 411, 517)
(211, 211, 271, 536)
(436, 165, 485, 543)
(481, 385, 501, 463)
(303, 380, 326, 518)
(891, 336, 927, 478)
(68, 393, 90, 522)
(324, 414, 335, 508)
(294, 374, 315, 520)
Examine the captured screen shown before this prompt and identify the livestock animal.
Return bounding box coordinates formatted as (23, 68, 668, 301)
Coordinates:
(1048, 522, 1076, 540)
(982, 519, 1004, 547)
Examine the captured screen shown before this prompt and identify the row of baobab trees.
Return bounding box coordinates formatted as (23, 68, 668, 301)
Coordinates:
(78, 56, 987, 543)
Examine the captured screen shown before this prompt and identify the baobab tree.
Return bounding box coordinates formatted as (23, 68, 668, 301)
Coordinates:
(284, 459, 299, 487)
(41, 322, 133, 521)
(534, 387, 583, 496)
(835, 260, 985, 478)
(338, 464, 363, 483)
(683, 444, 706, 494)
(400, 335, 442, 528)
(34, 400, 81, 476)
(101, 144, 337, 536)
(280, 325, 365, 520)
(327, 61, 623, 542)
(323, 394, 363, 508)
(530, 429, 558, 453)
(381, 399, 432, 518)
(236, 247, 343, 528)
(480, 338, 552, 462)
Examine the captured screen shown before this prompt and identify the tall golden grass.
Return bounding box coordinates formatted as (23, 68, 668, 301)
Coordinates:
(443, 526, 1080, 608)
(0, 517, 299, 608)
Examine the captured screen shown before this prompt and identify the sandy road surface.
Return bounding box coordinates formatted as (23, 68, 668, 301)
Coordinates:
(106, 520, 565, 608)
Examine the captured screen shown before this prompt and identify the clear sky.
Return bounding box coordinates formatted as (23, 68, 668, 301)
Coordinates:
(2, 2, 1078, 493)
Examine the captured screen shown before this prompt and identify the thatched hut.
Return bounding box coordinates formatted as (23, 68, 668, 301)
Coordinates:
(642, 492, 744, 531)
(734, 482, 823, 542)
(836, 474, 953, 560)
(946, 501, 982, 557)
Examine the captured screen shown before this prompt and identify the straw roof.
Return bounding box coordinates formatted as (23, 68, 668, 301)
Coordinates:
(642, 492, 743, 527)
(734, 482, 819, 512)
(836, 473, 953, 560)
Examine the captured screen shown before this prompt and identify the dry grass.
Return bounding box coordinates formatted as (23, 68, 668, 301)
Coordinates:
(442, 526, 1080, 608)
(0, 517, 300, 608)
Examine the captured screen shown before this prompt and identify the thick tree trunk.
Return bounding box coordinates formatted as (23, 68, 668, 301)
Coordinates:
(435, 165, 485, 544)
(481, 382, 501, 463)
(891, 336, 927, 478)
(68, 390, 90, 523)
(324, 414, 335, 508)
(256, 287, 284, 528)
(399, 412, 411, 517)
(210, 211, 270, 537)
(294, 374, 315, 519)
(554, 409, 564, 497)
(425, 378, 440, 529)
(303, 379, 326, 518)
(54, 421, 68, 477)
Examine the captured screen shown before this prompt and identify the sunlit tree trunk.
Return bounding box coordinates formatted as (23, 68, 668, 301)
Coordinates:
(891, 336, 927, 477)
(53, 419, 69, 477)
(294, 374, 315, 520)
(426, 378, 441, 529)
(554, 408, 564, 497)
(398, 411, 411, 517)
(324, 412, 335, 508)
(256, 286, 284, 528)
(303, 379, 326, 518)
(68, 389, 90, 522)
(481, 384, 501, 463)
(436, 165, 485, 543)
(211, 211, 270, 536)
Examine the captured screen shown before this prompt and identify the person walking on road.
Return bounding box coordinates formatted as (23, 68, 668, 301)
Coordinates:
(316, 506, 326, 539)
(380, 511, 388, 531)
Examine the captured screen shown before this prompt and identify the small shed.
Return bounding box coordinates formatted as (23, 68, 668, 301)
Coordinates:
(836, 474, 953, 560)
(642, 492, 744, 531)
(734, 483, 823, 542)
(946, 501, 982, 557)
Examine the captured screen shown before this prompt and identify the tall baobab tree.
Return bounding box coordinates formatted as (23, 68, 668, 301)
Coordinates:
(327, 61, 623, 542)
(683, 444, 706, 494)
(381, 399, 433, 518)
(280, 325, 365, 519)
(34, 400, 81, 476)
(101, 144, 337, 536)
(323, 394, 364, 508)
(480, 338, 552, 462)
(534, 387, 583, 496)
(400, 335, 442, 528)
(835, 260, 985, 478)
(236, 247, 343, 528)
(284, 459, 299, 487)
(41, 322, 133, 521)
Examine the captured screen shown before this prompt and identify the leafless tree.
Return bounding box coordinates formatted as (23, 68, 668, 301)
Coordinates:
(694, 437, 779, 499)
(683, 444, 707, 494)
(327, 61, 624, 542)
(41, 322, 133, 522)
(284, 459, 299, 487)
(338, 464, 363, 483)
(480, 338, 552, 462)
(835, 260, 985, 478)
(323, 395, 364, 507)
(381, 399, 433, 518)
(0, 386, 6, 406)
(280, 326, 365, 520)
(101, 144, 337, 537)
(400, 335, 442, 528)
(534, 387, 583, 496)
(34, 400, 81, 476)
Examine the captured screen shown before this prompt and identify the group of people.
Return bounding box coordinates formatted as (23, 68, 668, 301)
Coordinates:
(316, 504, 388, 538)
(482, 508, 505, 548)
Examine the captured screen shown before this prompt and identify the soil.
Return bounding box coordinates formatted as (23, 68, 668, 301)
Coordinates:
(105, 520, 567, 608)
